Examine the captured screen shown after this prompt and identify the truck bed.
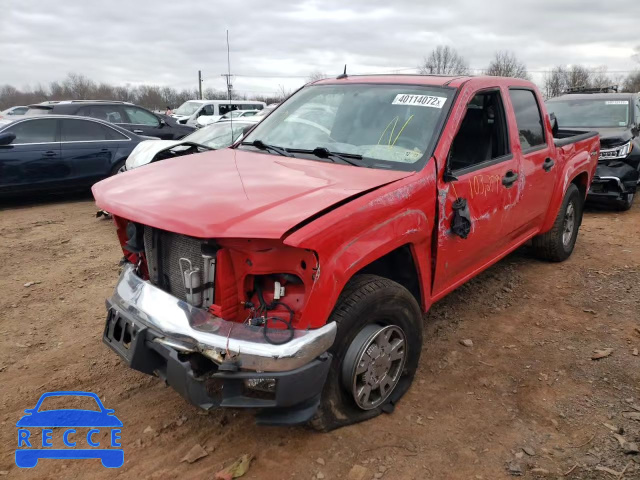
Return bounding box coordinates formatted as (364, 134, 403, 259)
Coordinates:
(553, 128, 599, 148)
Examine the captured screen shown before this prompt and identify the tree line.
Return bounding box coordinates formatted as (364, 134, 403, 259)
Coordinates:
(0, 73, 285, 111)
(2, 46, 639, 111)
(417, 45, 640, 97)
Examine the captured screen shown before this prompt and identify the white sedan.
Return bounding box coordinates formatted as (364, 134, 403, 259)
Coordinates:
(123, 120, 255, 171)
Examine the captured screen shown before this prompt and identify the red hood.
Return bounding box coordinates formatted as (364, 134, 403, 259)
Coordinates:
(92, 149, 414, 239)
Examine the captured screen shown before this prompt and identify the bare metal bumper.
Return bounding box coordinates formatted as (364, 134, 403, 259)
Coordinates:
(108, 264, 336, 372)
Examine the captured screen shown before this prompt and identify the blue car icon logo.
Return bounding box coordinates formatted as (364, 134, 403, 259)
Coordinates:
(16, 391, 123, 468)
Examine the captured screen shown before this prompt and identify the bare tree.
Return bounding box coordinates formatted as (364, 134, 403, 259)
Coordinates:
(485, 51, 529, 79)
(564, 65, 592, 90)
(0, 73, 226, 111)
(622, 71, 640, 92)
(275, 84, 292, 102)
(307, 71, 327, 83)
(589, 66, 614, 89)
(418, 46, 469, 75)
(543, 66, 567, 99)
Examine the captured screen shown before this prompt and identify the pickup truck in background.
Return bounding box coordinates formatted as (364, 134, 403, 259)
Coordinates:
(93, 75, 599, 431)
(547, 89, 640, 210)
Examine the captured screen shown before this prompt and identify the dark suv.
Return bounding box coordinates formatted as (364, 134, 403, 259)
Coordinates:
(547, 88, 640, 210)
(25, 101, 194, 140)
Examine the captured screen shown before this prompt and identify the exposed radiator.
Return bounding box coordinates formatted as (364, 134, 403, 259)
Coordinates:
(143, 226, 206, 303)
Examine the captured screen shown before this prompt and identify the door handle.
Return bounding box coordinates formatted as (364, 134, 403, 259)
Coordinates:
(543, 157, 555, 172)
(43, 151, 57, 157)
(502, 170, 519, 188)
(133, 130, 144, 134)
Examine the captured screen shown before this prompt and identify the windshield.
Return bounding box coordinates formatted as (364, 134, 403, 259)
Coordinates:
(174, 101, 202, 116)
(547, 98, 630, 128)
(183, 122, 246, 149)
(241, 84, 454, 170)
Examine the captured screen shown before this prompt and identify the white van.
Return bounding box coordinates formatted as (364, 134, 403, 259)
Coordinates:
(172, 100, 266, 127)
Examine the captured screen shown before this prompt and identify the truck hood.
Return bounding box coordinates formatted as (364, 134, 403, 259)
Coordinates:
(125, 139, 182, 170)
(592, 127, 632, 149)
(93, 148, 414, 239)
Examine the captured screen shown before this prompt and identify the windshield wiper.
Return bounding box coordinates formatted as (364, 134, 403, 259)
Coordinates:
(241, 139, 293, 157)
(287, 147, 367, 167)
(170, 141, 214, 151)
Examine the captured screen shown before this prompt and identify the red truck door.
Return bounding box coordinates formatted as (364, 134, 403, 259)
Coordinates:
(432, 87, 521, 298)
(500, 88, 557, 241)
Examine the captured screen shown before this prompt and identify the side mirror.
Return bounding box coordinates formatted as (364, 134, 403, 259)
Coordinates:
(159, 118, 166, 127)
(242, 124, 255, 135)
(0, 132, 16, 146)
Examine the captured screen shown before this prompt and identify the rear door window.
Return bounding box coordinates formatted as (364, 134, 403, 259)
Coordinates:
(76, 105, 125, 123)
(509, 89, 546, 150)
(123, 107, 159, 126)
(61, 119, 128, 141)
(8, 119, 58, 144)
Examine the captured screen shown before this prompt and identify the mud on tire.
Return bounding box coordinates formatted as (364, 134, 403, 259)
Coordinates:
(310, 274, 423, 432)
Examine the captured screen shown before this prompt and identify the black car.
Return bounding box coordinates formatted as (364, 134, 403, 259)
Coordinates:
(0, 115, 146, 196)
(547, 89, 640, 210)
(25, 101, 194, 140)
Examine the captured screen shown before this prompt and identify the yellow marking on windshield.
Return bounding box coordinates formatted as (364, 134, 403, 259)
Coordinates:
(391, 115, 414, 146)
(378, 117, 399, 146)
(378, 115, 414, 147)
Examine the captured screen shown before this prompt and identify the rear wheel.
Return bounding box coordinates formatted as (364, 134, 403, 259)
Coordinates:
(310, 274, 423, 431)
(110, 160, 126, 176)
(532, 184, 582, 262)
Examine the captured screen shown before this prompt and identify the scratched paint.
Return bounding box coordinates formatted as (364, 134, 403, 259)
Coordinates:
(365, 176, 430, 209)
(504, 168, 527, 211)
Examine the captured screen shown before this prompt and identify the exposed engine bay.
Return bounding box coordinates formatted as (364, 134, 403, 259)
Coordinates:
(114, 216, 319, 344)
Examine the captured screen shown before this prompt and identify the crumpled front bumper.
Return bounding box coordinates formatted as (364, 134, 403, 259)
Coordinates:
(107, 263, 336, 372)
(588, 162, 639, 200)
(102, 263, 335, 424)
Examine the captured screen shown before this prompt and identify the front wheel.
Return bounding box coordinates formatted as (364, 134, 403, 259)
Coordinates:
(310, 274, 423, 431)
(616, 192, 635, 211)
(532, 183, 582, 262)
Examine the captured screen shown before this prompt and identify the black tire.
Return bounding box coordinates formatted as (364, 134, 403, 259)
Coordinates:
(532, 184, 582, 262)
(110, 160, 126, 176)
(310, 274, 423, 431)
(616, 192, 635, 211)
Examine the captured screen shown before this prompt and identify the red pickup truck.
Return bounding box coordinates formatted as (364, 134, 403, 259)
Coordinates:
(94, 75, 599, 430)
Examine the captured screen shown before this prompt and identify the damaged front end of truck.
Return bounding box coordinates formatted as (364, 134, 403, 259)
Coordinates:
(103, 217, 336, 425)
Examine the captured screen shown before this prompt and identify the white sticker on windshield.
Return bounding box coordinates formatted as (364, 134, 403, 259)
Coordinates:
(392, 94, 447, 108)
(605, 100, 628, 105)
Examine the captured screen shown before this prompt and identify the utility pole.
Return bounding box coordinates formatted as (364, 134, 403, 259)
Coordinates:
(198, 70, 203, 100)
(221, 73, 233, 100)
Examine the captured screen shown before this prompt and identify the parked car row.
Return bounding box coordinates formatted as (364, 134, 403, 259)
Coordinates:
(0, 99, 265, 195)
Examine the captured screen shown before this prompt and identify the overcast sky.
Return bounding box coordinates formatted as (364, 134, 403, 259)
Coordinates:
(2, 0, 639, 96)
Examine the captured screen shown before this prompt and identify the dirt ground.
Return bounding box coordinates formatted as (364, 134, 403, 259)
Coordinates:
(0, 193, 639, 479)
